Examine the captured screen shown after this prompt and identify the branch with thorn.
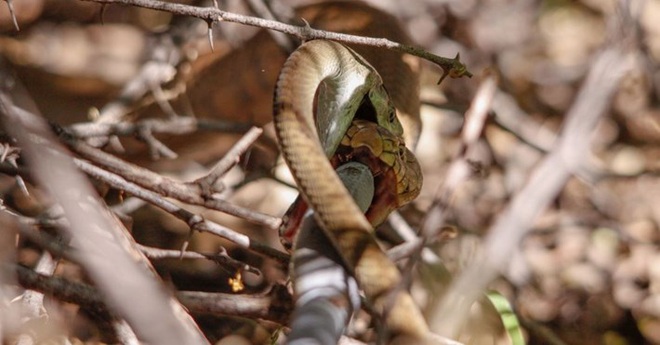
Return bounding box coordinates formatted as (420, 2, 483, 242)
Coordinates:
(82, 0, 472, 84)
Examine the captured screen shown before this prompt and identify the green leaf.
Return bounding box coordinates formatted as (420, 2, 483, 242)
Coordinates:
(485, 291, 526, 345)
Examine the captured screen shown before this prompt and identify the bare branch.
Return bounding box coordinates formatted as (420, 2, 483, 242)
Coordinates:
(11, 216, 262, 277)
(386, 212, 441, 264)
(94, 58, 177, 126)
(244, 0, 295, 52)
(138, 126, 179, 159)
(0, 142, 29, 195)
(15, 264, 110, 318)
(16, 265, 293, 326)
(490, 90, 557, 152)
(67, 117, 250, 139)
(179, 286, 293, 325)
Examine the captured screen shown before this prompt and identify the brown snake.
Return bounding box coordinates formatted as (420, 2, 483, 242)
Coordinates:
(273, 40, 431, 342)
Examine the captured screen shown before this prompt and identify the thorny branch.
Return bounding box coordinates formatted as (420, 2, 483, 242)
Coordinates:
(3, 115, 284, 265)
(82, 0, 472, 84)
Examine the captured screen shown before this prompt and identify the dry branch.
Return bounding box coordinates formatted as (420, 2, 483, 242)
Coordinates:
(15, 265, 293, 326)
(58, 128, 281, 230)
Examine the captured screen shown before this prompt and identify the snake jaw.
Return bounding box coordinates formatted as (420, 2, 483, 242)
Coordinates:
(367, 84, 404, 139)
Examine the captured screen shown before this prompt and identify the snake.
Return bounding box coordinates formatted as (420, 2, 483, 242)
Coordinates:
(273, 40, 430, 341)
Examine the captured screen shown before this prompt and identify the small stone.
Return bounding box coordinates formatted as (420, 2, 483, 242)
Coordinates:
(610, 146, 646, 176)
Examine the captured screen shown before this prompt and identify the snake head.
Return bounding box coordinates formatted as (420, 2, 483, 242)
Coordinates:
(366, 84, 404, 139)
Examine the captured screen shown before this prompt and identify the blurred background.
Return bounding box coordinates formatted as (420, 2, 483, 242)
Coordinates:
(1, 0, 659, 344)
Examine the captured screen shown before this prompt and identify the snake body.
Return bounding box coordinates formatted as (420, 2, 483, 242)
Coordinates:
(273, 40, 428, 340)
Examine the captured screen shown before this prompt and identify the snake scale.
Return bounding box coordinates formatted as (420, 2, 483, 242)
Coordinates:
(273, 40, 430, 342)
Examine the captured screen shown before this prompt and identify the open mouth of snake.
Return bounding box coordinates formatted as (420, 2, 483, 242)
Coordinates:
(355, 93, 379, 124)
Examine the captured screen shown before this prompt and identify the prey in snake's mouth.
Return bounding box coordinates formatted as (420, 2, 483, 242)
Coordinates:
(332, 119, 422, 228)
(279, 117, 421, 249)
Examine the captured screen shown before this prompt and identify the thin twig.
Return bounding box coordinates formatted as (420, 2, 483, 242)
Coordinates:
(179, 286, 293, 325)
(244, 0, 296, 53)
(83, 0, 472, 83)
(422, 75, 498, 240)
(112, 321, 141, 345)
(138, 126, 179, 159)
(15, 224, 75, 262)
(4, 0, 20, 31)
(93, 57, 177, 126)
(189, 126, 263, 198)
(0, 142, 29, 194)
(387, 211, 440, 264)
(136, 244, 261, 276)
(15, 264, 110, 318)
(67, 116, 250, 138)
(518, 316, 570, 345)
(491, 90, 556, 152)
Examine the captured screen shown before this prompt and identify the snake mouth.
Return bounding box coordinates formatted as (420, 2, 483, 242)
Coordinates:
(355, 93, 379, 124)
